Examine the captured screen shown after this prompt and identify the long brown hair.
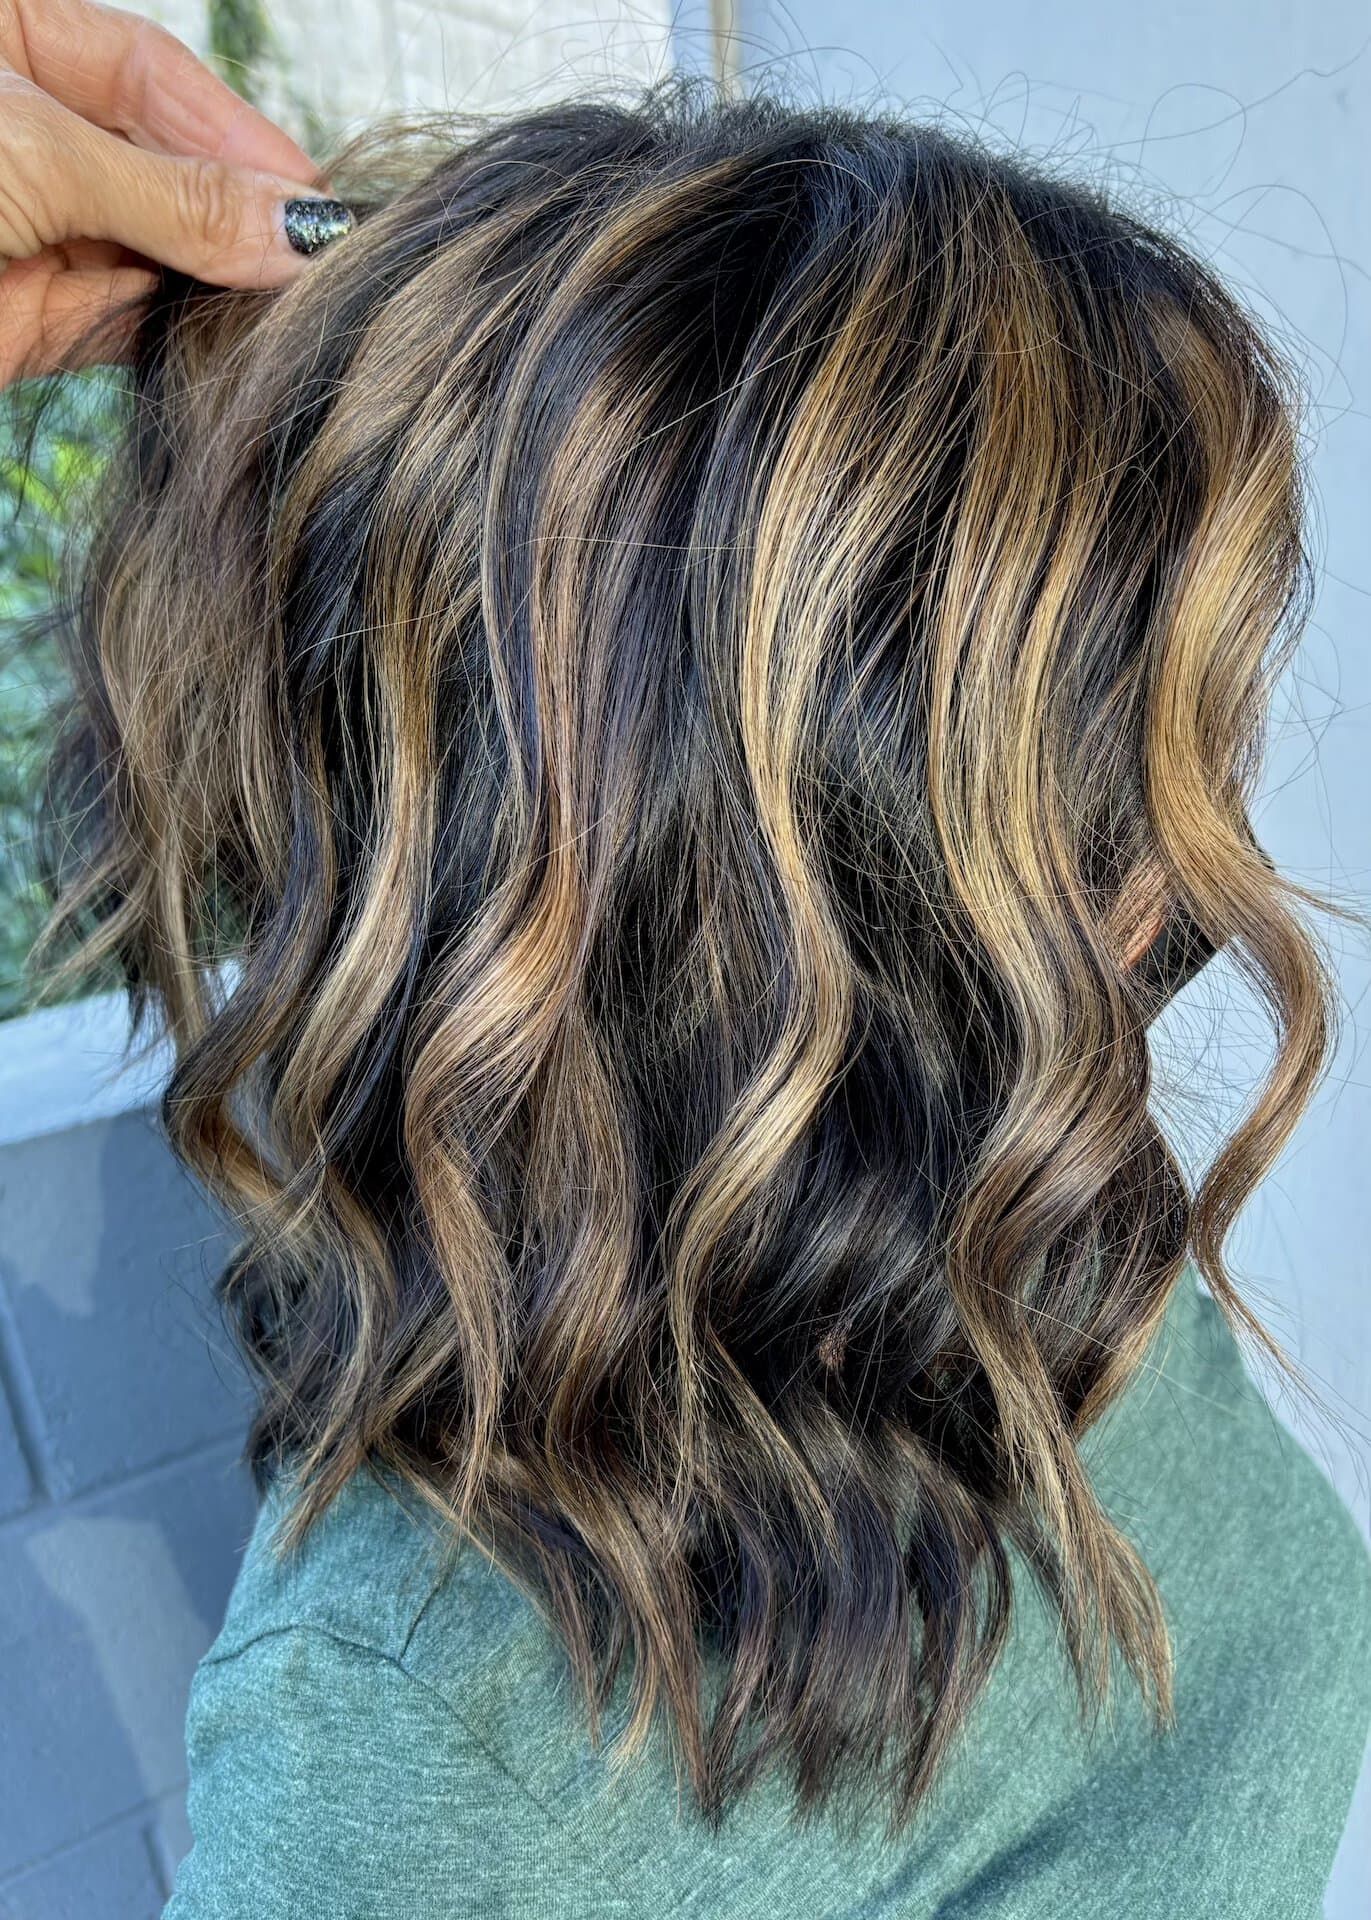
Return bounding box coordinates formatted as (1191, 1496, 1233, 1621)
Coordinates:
(29, 81, 1345, 1834)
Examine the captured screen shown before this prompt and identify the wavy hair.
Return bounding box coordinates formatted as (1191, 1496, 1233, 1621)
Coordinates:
(29, 82, 1344, 1834)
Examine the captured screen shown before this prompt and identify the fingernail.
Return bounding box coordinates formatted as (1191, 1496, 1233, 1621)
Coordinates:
(281, 196, 354, 256)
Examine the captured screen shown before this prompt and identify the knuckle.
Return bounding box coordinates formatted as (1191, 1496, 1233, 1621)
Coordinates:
(110, 14, 154, 135)
(178, 156, 244, 255)
(110, 13, 180, 136)
(0, 3, 20, 63)
(0, 87, 64, 252)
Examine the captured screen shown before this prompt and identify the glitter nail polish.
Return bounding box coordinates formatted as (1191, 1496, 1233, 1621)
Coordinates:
(282, 198, 355, 257)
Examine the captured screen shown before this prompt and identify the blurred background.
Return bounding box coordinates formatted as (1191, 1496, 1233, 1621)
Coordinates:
(0, 3, 1366, 1915)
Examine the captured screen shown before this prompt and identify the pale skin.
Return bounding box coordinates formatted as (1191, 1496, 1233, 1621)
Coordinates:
(0, 0, 333, 388)
(1116, 867, 1169, 972)
(1124, 913, 1167, 970)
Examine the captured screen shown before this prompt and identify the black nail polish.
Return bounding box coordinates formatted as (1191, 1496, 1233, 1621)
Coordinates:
(282, 197, 355, 256)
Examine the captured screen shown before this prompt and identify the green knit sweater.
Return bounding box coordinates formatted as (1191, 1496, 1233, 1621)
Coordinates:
(164, 1269, 1371, 1918)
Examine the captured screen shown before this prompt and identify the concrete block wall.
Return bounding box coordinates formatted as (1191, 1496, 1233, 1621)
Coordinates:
(0, 1083, 251, 1915)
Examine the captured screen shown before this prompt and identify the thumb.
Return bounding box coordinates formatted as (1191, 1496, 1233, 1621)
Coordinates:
(69, 113, 354, 288)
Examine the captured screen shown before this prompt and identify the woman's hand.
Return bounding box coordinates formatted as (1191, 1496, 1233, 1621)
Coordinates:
(0, 0, 351, 386)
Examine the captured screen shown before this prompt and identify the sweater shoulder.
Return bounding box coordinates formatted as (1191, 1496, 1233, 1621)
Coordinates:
(207, 1463, 483, 1669)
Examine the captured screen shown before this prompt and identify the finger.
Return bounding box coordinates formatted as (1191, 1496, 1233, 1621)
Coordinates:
(0, 260, 154, 384)
(12, 0, 319, 179)
(21, 98, 351, 288)
(2, 236, 137, 274)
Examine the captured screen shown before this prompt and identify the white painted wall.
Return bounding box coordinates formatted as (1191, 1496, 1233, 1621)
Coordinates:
(144, 0, 677, 137)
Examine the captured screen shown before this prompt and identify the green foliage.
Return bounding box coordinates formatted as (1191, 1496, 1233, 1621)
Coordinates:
(210, 0, 333, 167)
(0, 371, 125, 1020)
(209, 0, 273, 109)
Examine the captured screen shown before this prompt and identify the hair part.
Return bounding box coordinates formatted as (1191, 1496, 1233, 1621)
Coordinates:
(28, 79, 1347, 1835)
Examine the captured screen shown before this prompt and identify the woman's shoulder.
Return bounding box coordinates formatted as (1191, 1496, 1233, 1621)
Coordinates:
(168, 1273, 1371, 1919)
(1088, 1267, 1371, 1780)
(167, 1468, 642, 1919)
(1087, 1265, 1371, 1662)
(1053, 1266, 1371, 1911)
(205, 1461, 474, 1670)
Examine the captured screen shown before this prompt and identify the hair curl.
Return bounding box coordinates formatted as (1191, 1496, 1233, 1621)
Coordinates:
(30, 82, 1344, 1835)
